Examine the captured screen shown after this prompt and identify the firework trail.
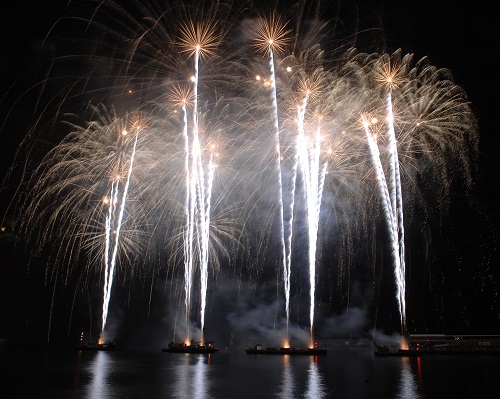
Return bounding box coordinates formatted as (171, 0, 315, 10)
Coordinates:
(182, 99, 195, 338)
(180, 30, 217, 342)
(306, 129, 328, 343)
(296, 94, 328, 342)
(254, 14, 292, 337)
(102, 182, 115, 332)
(365, 51, 408, 334)
(192, 45, 206, 342)
(198, 152, 215, 339)
(102, 131, 139, 333)
(363, 115, 403, 328)
(269, 47, 289, 334)
(385, 92, 406, 334)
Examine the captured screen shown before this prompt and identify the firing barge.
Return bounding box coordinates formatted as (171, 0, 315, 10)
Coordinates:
(162, 340, 218, 354)
(374, 334, 500, 356)
(245, 343, 327, 355)
(74, 340, 119, 351)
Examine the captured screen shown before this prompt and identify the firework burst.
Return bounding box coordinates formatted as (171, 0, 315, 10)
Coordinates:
(178, 19, 221, 60)
(252, 12, 292, 56)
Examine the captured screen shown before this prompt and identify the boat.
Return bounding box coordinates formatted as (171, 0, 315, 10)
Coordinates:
(374, 347, 422, 357)
(74, 340, 120, 351)
(245, 343, 327, 355)
(162, 340, 218, 354)
(374, 334, 500, 356)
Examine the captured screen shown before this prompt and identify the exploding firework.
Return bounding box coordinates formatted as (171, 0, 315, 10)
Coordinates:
(1, 1, 480, 344)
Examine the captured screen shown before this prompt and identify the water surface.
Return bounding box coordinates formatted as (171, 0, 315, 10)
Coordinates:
(1, 345, 499, 398)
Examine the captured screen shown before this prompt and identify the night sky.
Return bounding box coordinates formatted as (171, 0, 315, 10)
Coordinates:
(1, 1, 498, 349)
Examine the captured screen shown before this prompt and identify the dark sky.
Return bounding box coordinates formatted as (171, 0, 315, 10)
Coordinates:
(1, 1, 498, 347)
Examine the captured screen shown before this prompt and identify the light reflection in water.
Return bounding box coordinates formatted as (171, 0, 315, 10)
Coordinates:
(305, 356, 325, 399)
(416, 356, 424, 389)
(74, 350, 82, 387)
(277, 355, 294, 399)
(277, 355, 326, 399)
(396, 357, 421, 399)
(172, 354, 211, 399)
(87, 351, 110, 399)
(193, 355, 209, 398)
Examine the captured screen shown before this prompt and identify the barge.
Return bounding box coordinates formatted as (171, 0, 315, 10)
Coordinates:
(74, 340, 119, 351)
(162, 340, 218, 354)
(245, 343, 327, 355)
(375, 334, 500, 356)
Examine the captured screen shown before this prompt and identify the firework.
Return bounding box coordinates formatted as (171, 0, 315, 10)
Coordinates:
(2, 1, 480, 343)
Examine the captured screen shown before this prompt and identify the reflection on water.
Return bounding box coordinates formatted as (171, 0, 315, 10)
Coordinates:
(87, 351, 111, 399)
(396, 357, 421, 399)
(172, 355, 211, 399)
(277, 355, 326, 399)
(2, 347, 497, 398)
(277, 356, 294, 399)
(305, 357, 325, 399)
(193, 355, 209, 398)
(74, 350, 83, 388)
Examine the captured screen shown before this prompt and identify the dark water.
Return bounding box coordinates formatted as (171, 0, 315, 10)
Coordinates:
(1, 344, 500, 398)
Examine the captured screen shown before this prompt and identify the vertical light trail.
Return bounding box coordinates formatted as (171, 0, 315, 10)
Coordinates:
(363, 117, 402, 329)
(101, 132, 139, 333)
(182, 101, 194, 340)
(102, 183, 117, 333)
(296, 97, 309, 335)
(102, 182, 114, 329)
(386, 93, 406, 334)
(199, 153, 214, 339)
(280, 97, 305, 340)
(268, 47, 289, 336)
(193, 45, 204, 342)
(307, 126, 327, 343)
(296, 97, 327, 342)
(190, 45, 213, 343)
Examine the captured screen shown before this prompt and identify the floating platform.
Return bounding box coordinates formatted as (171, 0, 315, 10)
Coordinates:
(245, 344, 327, 355)
(74, 341, 119, 351)
(374, 334, 500, 356)
(162, 341, 218, 354)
